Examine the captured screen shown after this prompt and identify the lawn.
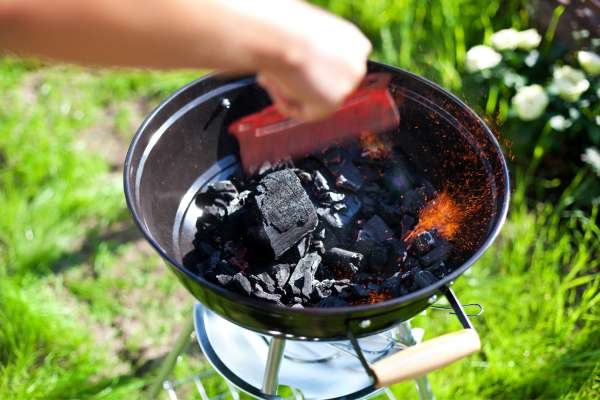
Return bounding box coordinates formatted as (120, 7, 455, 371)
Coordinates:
(1, 1, 599, 399)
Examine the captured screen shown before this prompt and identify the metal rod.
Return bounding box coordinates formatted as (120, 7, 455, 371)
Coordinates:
(148, 317, 195, 399)
(442, 286, 474, 329)
(395, 321, 435, 400)
(261, 336, 286, 395)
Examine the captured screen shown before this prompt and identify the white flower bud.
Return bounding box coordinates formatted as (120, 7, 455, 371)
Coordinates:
(582, 147, 600, 177)
(552, 66, 590, 102)
(516, 29, 542, 50)
(465, 45, 502, 72)
(549, 115, 572, 131)
(511, 84, 549, 121)
(490, 28, 521, 50)
(577, 51, 600, 76)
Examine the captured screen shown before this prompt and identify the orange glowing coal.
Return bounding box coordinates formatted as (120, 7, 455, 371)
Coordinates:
(360, 131, 392, 160)
(405, 191, 464, 241)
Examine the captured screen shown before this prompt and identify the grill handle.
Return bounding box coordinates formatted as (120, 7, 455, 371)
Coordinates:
(371, 287, 481, 387)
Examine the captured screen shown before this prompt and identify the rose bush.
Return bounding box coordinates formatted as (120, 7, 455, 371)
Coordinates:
(464, 26, 599, 188)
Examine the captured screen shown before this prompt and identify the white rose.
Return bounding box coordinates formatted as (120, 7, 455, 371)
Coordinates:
(465, 45, 502, 72)
(549, 115, 572, 131)
(511, 84, 549, 121)
(552, 66, 590, 102)
(490, 28, 521, 50)
(516, 29, 542, 50)
(577, 51, 600, 76)
(582, 147, 600, 177)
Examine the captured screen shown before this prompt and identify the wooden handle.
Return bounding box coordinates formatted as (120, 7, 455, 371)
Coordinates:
(372, 329, 480, 387)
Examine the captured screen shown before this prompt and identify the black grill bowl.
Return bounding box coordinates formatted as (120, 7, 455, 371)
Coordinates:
(124, 61, 509, 340)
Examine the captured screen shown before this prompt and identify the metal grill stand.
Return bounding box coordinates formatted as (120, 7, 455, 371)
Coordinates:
(151, 305, 438, 400)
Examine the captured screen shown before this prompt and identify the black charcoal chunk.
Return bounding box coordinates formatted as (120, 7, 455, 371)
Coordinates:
(288, 252, 321, 298)
(404, 257, 421, 271)
(255, 169, 318, 258)
(400, 214, 416, 237)
(272, 264, 292, 288)
(413, 231, 437, 254)
(382, 272, 408, 296)
(322, 191, 345, 203)
(368, 244, 390, 272)
(322, 147, 345, 165)
(255, 272, 276, 293)
(231, 273, 252, 296)
(389, 239, 408, 265)
(311, 240, 326, 255)
(362, 215, 394, 242)
(383, 163, 414, 194)
(401, 189, 427, 215)
(317, 194, 361, 229)
(296, 170, 313, 184)
(318, 296, 349, 308)
(215, 274, 233, 286)
(252, 282, 282, 303)
(323, 247, 362, 275)
(414, 270, 437, 288)
(313, 171, 330, 192)
(331, 161, 364, 192)
(207, 180, 238, 200)
(311, 280, 334, 301)
(428, 261, 449, 279)
(419, 243, 452, 266)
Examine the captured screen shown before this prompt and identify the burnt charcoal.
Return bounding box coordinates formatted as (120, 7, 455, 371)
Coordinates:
(288, 252, 321, 298)
(228, 256, 249, 272)
(428, 261, 449, 279)
(322, 191, 345, 203)
(207, 180, 238, 201)
(419, 243, 452, 266)
(291, 303, 304, 309)
(313, 171, 330, 192)
(400, 214, 416, 237)
(368, 244, 390, 272)
(252, 282, 282, 303)
(404, 257, 421, 271)
(318, 296, 349, 308)
(377, 199, 403, 223)
(311, 240, 326, 255)
(383, 163, 414, 194)
(315, 229, 326, 240)
(361, 195, 377, 215)
(296, 236, 310, 258)
(231, 273, 252, 296)
(321, 226, 340, 249)
(412, 231, 437, 254)
(317, 194, 361, 229)
(311, 280, 334, 301)
(400, 189, 427, 215)
(355, 235, 376, 257)
(332, 279, 351, 294)
(322, 147, 345, 165)
(331, 161, 364, 192)
(362, 215, 394, 242)
(272, 264, 292, 288)
(253, 272, 276, 293)
(388, 239, 408, 265)
(333, 202, 347, 211)
(362, 182, 382, 193)
(216, 274, 234, 286)
(254, 169, 318, 258)
(203, 204, 227, 220)
(414, 270, 437, 288)
(357, 164, 381, 182)
(323, 247, 362, 275)
(257, 161, 273, 176)
(382, 272, 408, 297)
(296, 170, 313, 184)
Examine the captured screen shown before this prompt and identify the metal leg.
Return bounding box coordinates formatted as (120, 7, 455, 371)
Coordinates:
(148, 318, 195, 399)
(395, 321, 435, 400)
(262, 337, 286, 395)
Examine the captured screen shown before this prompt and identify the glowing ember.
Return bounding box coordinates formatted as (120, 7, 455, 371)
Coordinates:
(360, 131, 392, 160)
(352, 289, 392, 305)
(405, 191, 463, 241)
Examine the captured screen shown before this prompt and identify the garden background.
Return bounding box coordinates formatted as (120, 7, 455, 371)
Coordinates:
(1, 0, 599, 399)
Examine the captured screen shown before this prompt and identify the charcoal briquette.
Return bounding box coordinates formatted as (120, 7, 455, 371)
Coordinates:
(207, 180, 238, 200)
(254, 272, 276, 293)
(419, 243, 452, 266)
(414, 269, 437, 288)
(362, 215, 394, 242)
(401, 189, 427, 215)
(323, 247, 362, 275)
(231, 273, 252, 296)
(400, 214, 416, 237)
(413, 231, 437, 254)
(252, 282, 282, 303)
(317, 194, 361, 229)
(333, 161, 364, 192)
(313, 171, 330, 192)
(216, 274, 233, 286)
(288, 252, 321, 298)
(254, 169, 318, 258)
(272, 264, 292, 288)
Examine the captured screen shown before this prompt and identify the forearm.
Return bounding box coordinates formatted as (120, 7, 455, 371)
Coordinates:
(0, 0, 295, 70)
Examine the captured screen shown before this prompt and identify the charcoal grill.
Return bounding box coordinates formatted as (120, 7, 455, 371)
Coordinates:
(124, 61, 509, 397)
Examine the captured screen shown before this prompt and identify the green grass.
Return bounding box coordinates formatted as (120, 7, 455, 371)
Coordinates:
(1, 1, 599, 398)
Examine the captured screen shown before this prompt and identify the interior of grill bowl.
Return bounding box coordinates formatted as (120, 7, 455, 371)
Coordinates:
(126, 69, 507, 307)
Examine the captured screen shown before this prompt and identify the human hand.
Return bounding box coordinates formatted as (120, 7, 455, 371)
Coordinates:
(249, 0, 372, 121)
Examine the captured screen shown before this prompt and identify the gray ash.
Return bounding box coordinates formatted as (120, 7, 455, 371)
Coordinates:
(184, 137, 455, 308)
